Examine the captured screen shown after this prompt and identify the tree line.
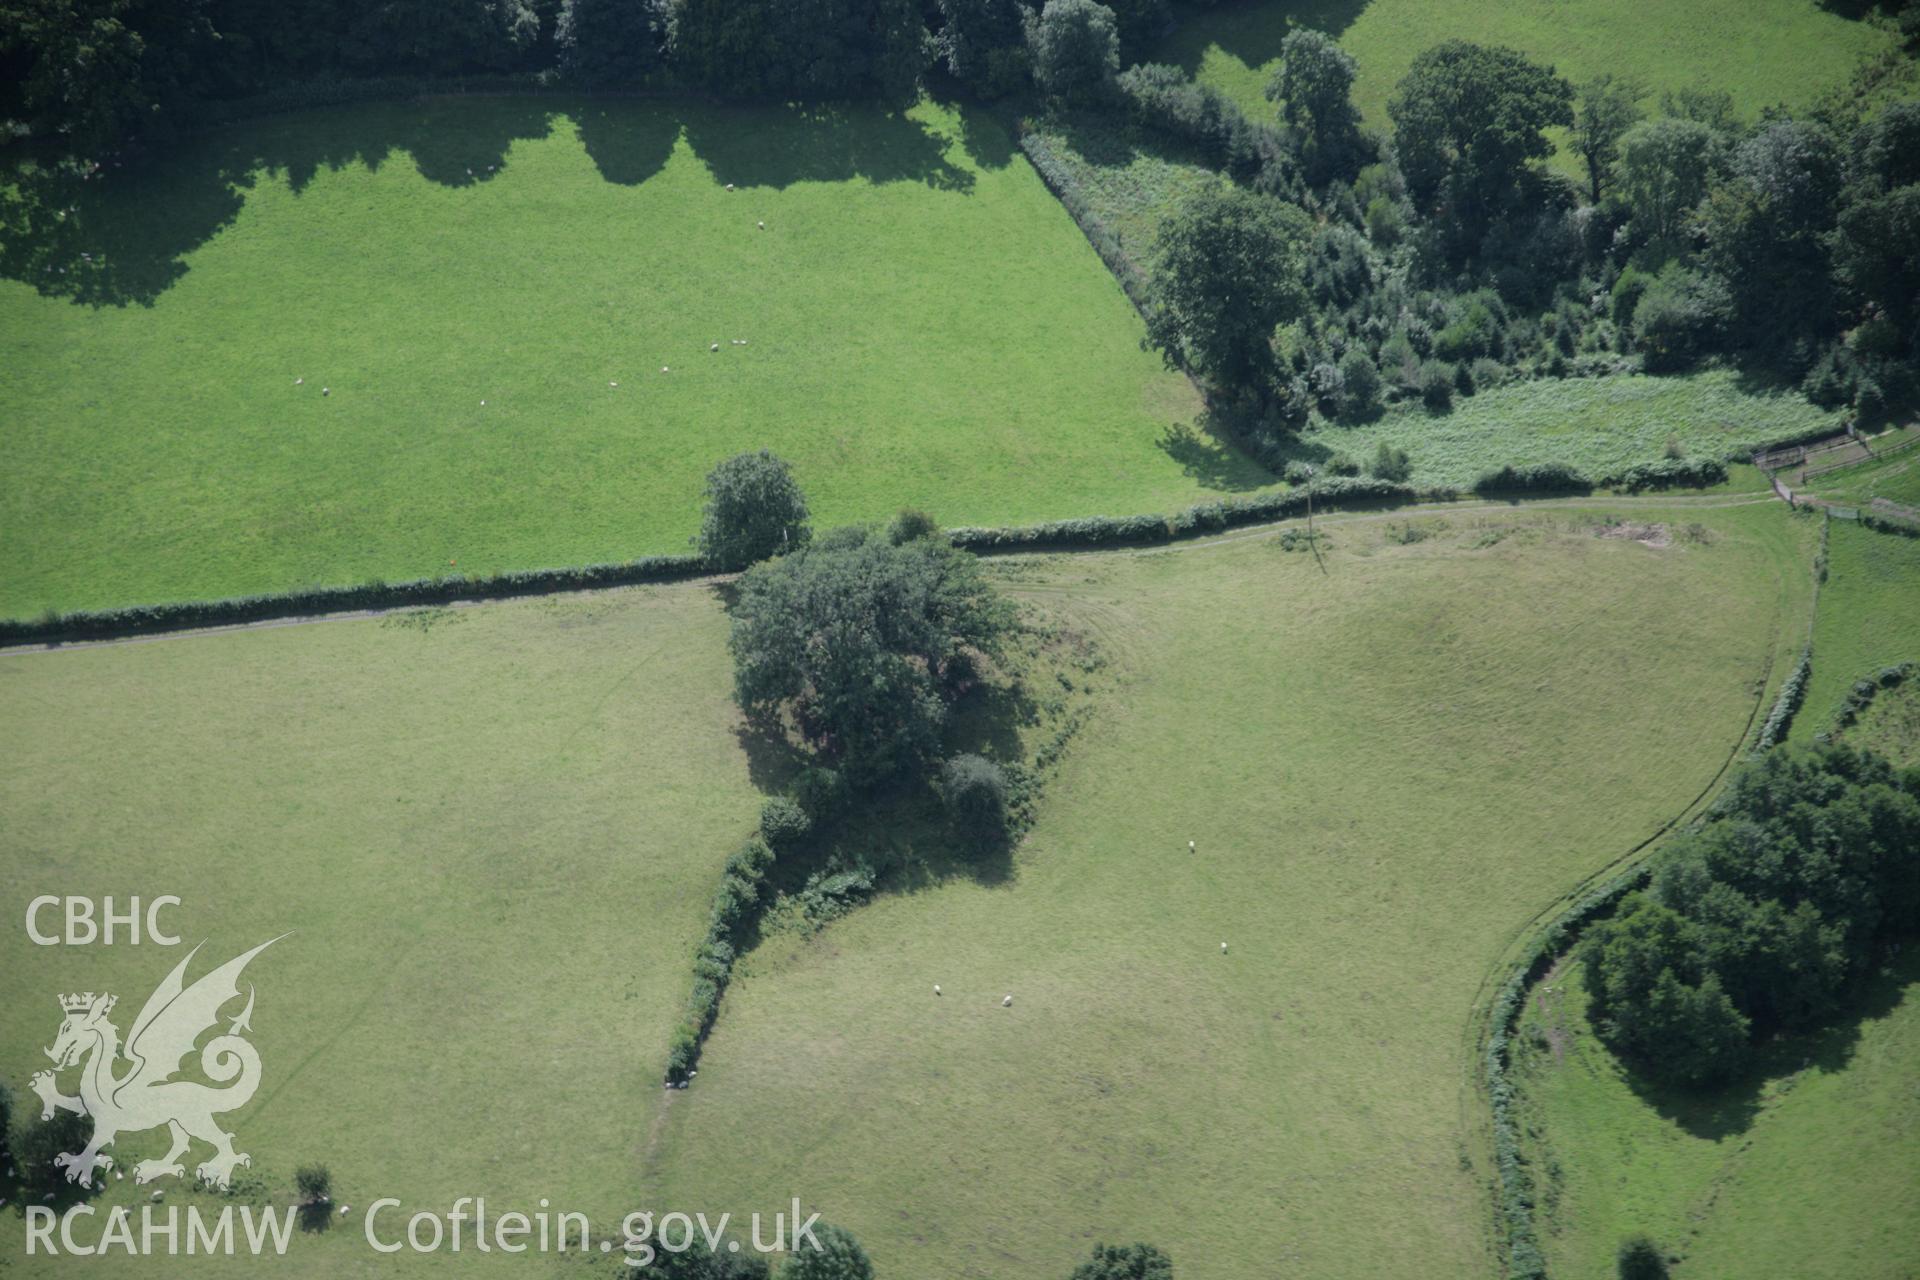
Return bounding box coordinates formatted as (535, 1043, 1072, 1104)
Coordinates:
(1114, 24, 1920, 461)
(0, 0, 1211, 152)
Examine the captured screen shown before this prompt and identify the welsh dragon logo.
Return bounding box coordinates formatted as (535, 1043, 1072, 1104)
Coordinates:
(29, 937, 285, 1190)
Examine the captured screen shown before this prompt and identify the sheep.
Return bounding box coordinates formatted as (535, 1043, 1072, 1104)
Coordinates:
(933, 984, 942, 996)
(322, 387, 331, 396)
(711, 342, 720, 352)
(610, 381, 619, 388)
(151, 1191, 164, 1202)
(726, 183, 735, 191)
(661, 366, 670, 374)
(341, 1206, 351, 1216)
(1001, 994, 1013, 1007)
(480, 400, 486, 406)
(1189, 840, 1196, 852)
(757, 221, 765, 230)
(1221, 942, 1229, 953)
(294, 378, 303, 385)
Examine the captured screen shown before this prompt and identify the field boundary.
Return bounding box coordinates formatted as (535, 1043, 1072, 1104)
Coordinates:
(1468, 506, 1819, 1279)
(2, 488, 1779, 651)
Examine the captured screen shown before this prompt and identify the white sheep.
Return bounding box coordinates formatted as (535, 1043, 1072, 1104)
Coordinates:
(341, 1205, 350, 1216)
(711, 342, 720, 352)
(757, 220, 765, 230)
(322, 387, 330, 396)
(610, 381, 619, 388)
(661, 366, 670, 374)
(1001, 994, 1013, 1007)
(294, 377, 303, 385)
(933, 984, 942, 996)
(1221, 942, 1229, 953)
(1189, 840, 1196, 852)
(726, 182, 735, 191)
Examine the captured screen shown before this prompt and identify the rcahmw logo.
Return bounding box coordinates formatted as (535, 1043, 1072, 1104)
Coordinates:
(23, 937, 295, 1258)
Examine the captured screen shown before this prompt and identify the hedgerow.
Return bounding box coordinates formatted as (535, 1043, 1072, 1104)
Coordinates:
(1753, 647, 1812, 752)
(1017, 127, 1154, 319)
(0, 555, 705, 645)
(666, 834, 776, 1084)
(1471, 463, 1594, 495)
(950, 476, 1436, 552)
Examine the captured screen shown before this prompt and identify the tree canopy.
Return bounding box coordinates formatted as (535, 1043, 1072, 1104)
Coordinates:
(1145, 182, 1311, 393)
(728, 524, 1014, 787)
(1582, 743, 1920, 1084)
(697, 450, 812, 572)
(1027, 0, 1120, 105)
(1388, 41, 1573, 239)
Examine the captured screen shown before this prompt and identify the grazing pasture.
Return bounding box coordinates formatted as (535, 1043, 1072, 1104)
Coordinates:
(643, 502, 1807, 1280)
(1512, 957, 1920, 1280)
(1160, 0, 1898, 169)
(0, 95, 1256, 619)
(1797, 519, 1920, 742)
(0, 586, 759, 1276)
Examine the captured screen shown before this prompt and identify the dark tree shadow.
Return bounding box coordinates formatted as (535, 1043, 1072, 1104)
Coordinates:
(733, 718, 808, 796)
(297, 1202, 334, 1234)
(1616, 949, 1919, 1141)
(1163, 0, 1372, 79)
(680, 102, 974, 192)
(948, 100, 1016, 172)
(572, 102, 681, 186)
(0, 94, 990, 308)
(1157, 420, 1275, 491)
(0, 96, 559, 307)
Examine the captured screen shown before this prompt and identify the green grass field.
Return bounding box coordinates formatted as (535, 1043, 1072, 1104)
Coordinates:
(1512, 957, 1920, 1280)
(1838, 680, 1920, 768)
(1509, 510, 1920, 1280)
(0, 500, 1807, 1277)
(0, 95, 1273, 619)
(1160, 0, 1898, 174)
(0, 586, 762, 1275)
(643, 502, 1807, 1279)
(1797, 518, 1920, 742)
(1286, 370, 1839, 488)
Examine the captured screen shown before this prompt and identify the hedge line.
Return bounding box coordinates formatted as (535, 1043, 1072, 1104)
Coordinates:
(1472, 456, 1727, 497)
(5, 456, 1732, 644)
(0, 554, 707, 646)
(664, 834, 775, 1085)
(1754, 646, 1813, 753)
(1016, 127, 1154, 321)
(950, 476, 1443, 552)
(1484, 857, 1656, 1279)
(1483, 536, 1816, 1279)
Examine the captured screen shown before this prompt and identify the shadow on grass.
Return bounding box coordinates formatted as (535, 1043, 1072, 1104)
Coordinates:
(1, 94, 983, 308)
(1162, 0, 1371, 79)
(1616, 949, 1919, 1141)
(681, 101, 973, 192)
(1157, 419, 1275, 491)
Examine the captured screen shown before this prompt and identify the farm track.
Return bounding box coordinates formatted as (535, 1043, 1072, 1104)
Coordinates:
(0, 490, 1781, 657)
